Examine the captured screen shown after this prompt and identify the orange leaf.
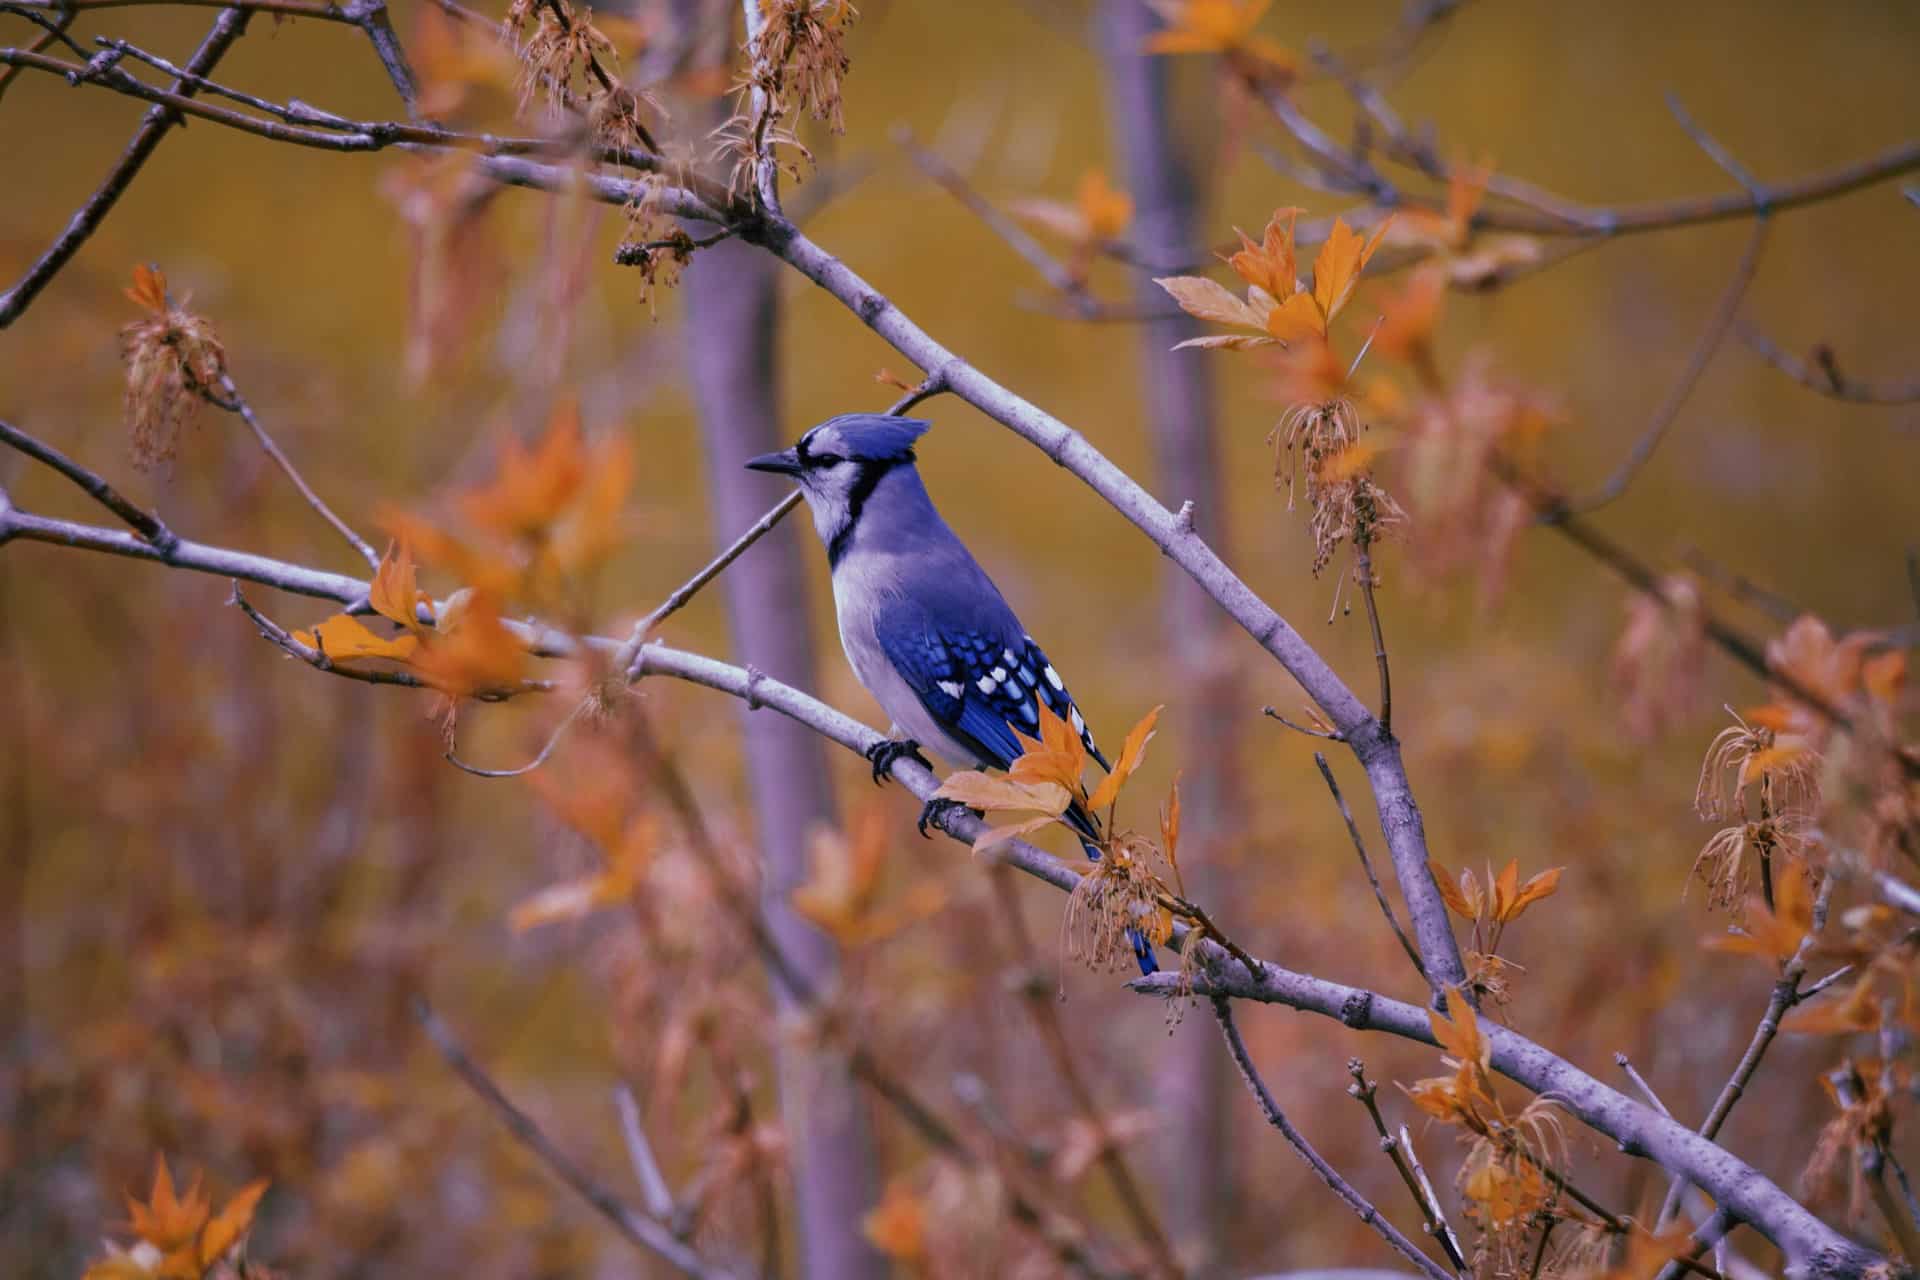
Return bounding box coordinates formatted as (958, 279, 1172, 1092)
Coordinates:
(1499, 866, 1562, 923)
(1429, 860, 1477, 920)
(457, 399, 590, 541)
(1490, 858, 1520, 922)
(127, 1156, 210, 1253)
(1075, 170, 1133, 240)
(1429, 986, 1489, 1073)
(1310, 216, 1391, 326)
(862, 1180, 926, 1261)
(932, 770, 1071, 817)
(1087, 704, 1162, 811)
(1265, 290, 1324, 343)
(1154, 275, 1262, 330)
(293, 613, 421, 663)
(369, 540, 426, 634)
(1226, 208, 1302, 299)
(197, 1178, 269, 1266)
(125, 263, 169, 314)
(409, 589, 528, 697)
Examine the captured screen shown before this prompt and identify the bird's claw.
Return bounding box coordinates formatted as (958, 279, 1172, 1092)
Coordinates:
(917, 796, 976, 839)
(864, 737, 930, 785)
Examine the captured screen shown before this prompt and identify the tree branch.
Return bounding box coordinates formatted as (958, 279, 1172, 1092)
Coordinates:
(741, 209, 1470, 997)
(0, 417, 179, 552)
(0, 509, 1887, 1275)
(1211, 999, 1453, 1280)
(211, 374, 381, 569)
(1737, 326, 1920, 406)
(1315, 752, 1428, 993)
(412, 998, 744, 1280)
(0, 6, 250, 328)
(1571, 216, 1769, 513)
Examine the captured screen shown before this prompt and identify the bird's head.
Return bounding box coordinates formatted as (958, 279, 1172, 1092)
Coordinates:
(746, 414, 931, 561)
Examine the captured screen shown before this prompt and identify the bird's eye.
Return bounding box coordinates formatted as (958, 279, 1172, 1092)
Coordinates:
(810, 452, 844, 467)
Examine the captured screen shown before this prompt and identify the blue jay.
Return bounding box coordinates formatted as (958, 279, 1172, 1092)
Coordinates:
(747, 413, 1158, 974)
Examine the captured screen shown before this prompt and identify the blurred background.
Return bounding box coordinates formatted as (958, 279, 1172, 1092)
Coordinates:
(2, 0, 1917, 1275)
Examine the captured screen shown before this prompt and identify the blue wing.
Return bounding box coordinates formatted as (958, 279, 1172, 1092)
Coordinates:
(873, 598, 1108, 774)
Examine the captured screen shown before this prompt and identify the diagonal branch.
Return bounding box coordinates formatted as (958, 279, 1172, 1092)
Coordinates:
(0, 7, 250, 328)
(1570, 216, 1769, 513)
(211, 374, 381, 569)
(1210, 998, 1453, 1280)
(1315, 752, 1428, 992)
(413, 998, 745, 1280)
(0, 417, 179, 551)
(737, 209, 1470, 998)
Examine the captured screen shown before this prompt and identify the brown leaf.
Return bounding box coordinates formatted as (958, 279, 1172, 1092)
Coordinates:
(933, 771, 1071, 817)
(1087, 704, 1162, 812)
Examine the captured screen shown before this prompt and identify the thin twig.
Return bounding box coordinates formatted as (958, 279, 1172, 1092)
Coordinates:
(1737, 326, 1920, 405)
(1354, 542, 1392, 733)
(213, 374, 380, 568)
(0, 7, 250, 328)
(445, 700, 588, 777)
(1346, 1059, 1467, 1273)
(991, 874, 1183, 1280)
(1316, 753, 1427, 989)
(412, 998, 738, 1279)
(1210, 998, 1453, 1280)
(1656, 876, 1834, 1229)
(0, 47, 733, 218)
(1261, 705, 1343, 741)
(1571, 216, 1768, 512)
(614, 1085, 677, 1223)
(897, 129, 1114, 319)
(1614, 1053, 1673, 1118)
(0, 418, 179, 552)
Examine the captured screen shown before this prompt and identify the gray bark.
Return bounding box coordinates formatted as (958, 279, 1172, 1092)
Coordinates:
(1099, 1, 1243, 1266)
(681, 226, 888, 1280)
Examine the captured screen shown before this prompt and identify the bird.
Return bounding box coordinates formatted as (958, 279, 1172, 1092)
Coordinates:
(746, 412, 1158, 974)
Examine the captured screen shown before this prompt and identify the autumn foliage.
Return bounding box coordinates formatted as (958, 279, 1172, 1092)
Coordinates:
(2, 3, 1917, 1280)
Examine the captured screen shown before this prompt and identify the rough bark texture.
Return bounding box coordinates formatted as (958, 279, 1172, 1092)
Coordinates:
(1098, 1, 1241, 1267)
(681, 228, 887, 1280)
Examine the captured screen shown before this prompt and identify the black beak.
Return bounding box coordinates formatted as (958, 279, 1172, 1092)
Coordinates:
(744, 448, 803, 476)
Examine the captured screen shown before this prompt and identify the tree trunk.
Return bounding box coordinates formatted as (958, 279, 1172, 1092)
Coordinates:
(1099, 2, 1246, 1270)
(681, 163, 888, 1280)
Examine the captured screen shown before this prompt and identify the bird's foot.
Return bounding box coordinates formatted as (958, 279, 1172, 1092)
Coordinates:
(864, 737, 931, 784)
(916, 796, 976, 839)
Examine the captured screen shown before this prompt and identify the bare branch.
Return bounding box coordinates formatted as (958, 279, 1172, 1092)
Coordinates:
(614, 1085, 677, 1223)
(1211, 1000, 1453, 1280)
(211, 374, 380, 569)
(1614, 1052, 1673, 1118)
(0, 7, 250, 328)
(1316, 753, 1428, 991)
(0, 417, 179, 551)
(897, 129, 1114, 319)
(1345, 1059, 1466, 1273)
(990, 874, 1182, 1280)
(412, 998, 743, 1280)
(1737, 326, 1920, 405)
(0, 49, 733, 220)
(1655, 876, 1832, 1230)
(1571, 217, 1769, 512)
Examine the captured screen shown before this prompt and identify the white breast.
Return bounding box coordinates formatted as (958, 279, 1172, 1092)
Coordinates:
(831, 555, 982, 768)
